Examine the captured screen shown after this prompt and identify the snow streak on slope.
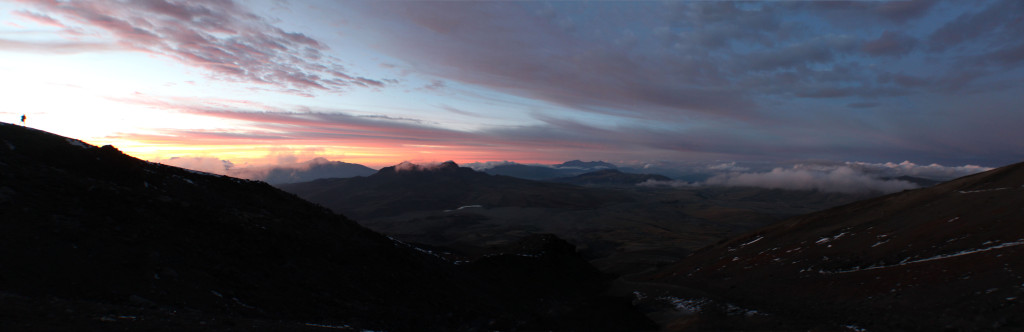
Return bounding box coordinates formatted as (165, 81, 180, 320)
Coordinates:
(823, 239, 1024, 274)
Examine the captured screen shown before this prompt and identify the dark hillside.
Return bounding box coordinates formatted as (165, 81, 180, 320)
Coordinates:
(640, 160, 1024, 330)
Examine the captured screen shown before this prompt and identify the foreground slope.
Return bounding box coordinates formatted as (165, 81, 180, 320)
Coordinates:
(645, 160, 1024, 330)
(0, 123, 652, 331)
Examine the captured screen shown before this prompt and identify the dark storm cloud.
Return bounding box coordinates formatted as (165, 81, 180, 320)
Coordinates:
(16, 0, 387, 93)
(351, 1, 761, 121)
(927, 0, 1023, 52)
(326, 0, 1024, 166)
(799, 0, 939, 25)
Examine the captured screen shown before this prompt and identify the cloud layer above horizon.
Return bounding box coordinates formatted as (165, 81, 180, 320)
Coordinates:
(2, 0, 1023, 168)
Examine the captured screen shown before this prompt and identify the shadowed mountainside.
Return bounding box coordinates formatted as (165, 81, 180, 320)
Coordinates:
(0, 123, 654, 331)
(277, 161, 635, 220)
(636, 160, 1024, 330)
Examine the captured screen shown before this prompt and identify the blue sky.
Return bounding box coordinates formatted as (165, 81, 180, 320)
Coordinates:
(1, 0, 1022, 170)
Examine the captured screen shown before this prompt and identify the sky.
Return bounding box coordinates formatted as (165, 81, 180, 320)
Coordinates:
(1, 0, 1022, 172)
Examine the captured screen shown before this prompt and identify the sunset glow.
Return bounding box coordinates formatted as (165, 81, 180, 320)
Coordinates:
(2, 0, 1022, 172)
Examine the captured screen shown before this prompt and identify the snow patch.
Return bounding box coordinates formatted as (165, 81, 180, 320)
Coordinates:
(303, 322, 352, 329)
(958, 188, 1011, 194)
(632, 291, 646, 302)
(184, 168, 220, 177)
(725, 303, 765, 317)
(738, 235, 764, 248)
(659, 296, 708, 313)
(65, 138, 90, 148)
(816, 232, 848, 245)
(845, 324, 868, 331)
(444, 205, 482, 212)
(388, 236, 451, 262)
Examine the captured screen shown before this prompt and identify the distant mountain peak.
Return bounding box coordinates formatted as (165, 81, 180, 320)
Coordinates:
(554, 160, 617, 169)
(439, 160, 459, 169)
(384, 160, 462, 173)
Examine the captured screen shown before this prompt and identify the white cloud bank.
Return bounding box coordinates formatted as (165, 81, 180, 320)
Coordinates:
(846, 161, 992, 180)
(703, 166, 918, 194)
(639, 161, 992, 194)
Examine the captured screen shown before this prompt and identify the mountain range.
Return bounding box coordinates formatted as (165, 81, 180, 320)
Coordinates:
(279, 161, 878, 276)
(0, 123, 653, 331)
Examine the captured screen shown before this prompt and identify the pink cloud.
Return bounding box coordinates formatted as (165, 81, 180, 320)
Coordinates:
(17, 0, 386, 93)
(0, 38, 117, 53)
(12, 10, 66, 27)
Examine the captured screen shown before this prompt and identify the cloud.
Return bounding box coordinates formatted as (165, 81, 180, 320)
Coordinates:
(19, 0, 387, 93)
(12, 10, 66, 28)
(155, 154, 378, 183)
(0, 38, 117, 54)
(345, 1, 762, 121)
(462, 160, 522, 171)
(847, 102, 880, 109)
(706, 162, 750, 172)
(873, 0, 938, 23)
(157, 156, 234, 175)
(847, 161, 992, 180)
(799, 1, 938, 25)
(636, 179, 697, 189)
(862, 30, 918, 58)
(637, 159, 992, 193)
(703, 166, 918, 194)
(927, 0, 1021, 52)
(744, 35, 859, 72)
